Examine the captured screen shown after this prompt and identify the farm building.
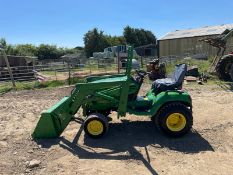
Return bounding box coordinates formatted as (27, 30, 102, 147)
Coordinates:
(158, 24, 233, 58)
(135, 44, 158, 57)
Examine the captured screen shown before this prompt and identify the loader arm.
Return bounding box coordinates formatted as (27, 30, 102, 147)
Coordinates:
(32, 80, 128, 139)
(32, 46, 134, 139)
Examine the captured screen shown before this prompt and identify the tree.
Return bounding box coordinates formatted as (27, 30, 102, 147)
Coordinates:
(0, 38, 7, 48)
(106, 35, 126, 46)
(5, 45, 16, 55)
(0, 38, 81, 59)
(36, 44, 60, 60)
(145, 30, 157, 44)
(74, 46, 84, 50)
(0, 38, 18, 55)
(83, 28, 110, 57)
(123, 26, 139, 46)
(14, 44, 38, 56)
(123, 26, 157, 47)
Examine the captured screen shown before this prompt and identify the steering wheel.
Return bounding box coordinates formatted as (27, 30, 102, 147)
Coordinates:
(134, 70, 148, 84)
(135, 69, 148, 77)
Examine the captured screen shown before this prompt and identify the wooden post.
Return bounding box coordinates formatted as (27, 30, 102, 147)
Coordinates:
(141, 56, 143, 68)
(89, 59, 91, 75)
(1, 49, 16, 88)
(54, 67, 57, 81)
(143, 47, 146, 68)
(68, 62, 71, 86)
(105, 60, 107, 73)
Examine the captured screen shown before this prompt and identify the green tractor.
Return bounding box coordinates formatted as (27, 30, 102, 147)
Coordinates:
(32, 46, 193, 139)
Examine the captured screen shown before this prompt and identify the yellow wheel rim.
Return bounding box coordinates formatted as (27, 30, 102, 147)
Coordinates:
(166, 113, 186, 132)
(87, 120, 104, 136)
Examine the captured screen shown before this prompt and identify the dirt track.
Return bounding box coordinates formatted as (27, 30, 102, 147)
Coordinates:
(0, 84, 233, 175)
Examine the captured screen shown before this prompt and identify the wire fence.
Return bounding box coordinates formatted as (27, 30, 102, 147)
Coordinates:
(0, 60, 120, 87)
(0, 56, 180, 89)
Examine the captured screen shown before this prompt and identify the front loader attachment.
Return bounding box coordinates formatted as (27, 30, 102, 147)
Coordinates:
(32, 96, 73, 139)
(32, 46, 135, 139)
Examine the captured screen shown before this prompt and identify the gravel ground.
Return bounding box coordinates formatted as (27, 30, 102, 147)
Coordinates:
(0, 84, 233, 175)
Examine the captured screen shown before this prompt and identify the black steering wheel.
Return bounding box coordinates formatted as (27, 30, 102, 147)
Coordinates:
(135, 69, 148, 77)
(135, 70, 148, 83)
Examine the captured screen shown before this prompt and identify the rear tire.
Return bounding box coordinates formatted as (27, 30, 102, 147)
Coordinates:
(216, 55, 233, 81)
(155, 102, 193, 137)
(84, 113, 108, 138)
(230, 64, 233, 81)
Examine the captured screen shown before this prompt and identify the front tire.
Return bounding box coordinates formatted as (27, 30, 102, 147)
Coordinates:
(155, 102, 193, 137)
(84, 113, 108, 138)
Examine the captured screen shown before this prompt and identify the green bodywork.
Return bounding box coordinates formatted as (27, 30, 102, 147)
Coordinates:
(32, 46, 192, 139)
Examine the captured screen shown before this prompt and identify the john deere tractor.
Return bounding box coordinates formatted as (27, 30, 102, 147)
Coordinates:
(32, 46, 193, 139)
(199, 28, 233, 81)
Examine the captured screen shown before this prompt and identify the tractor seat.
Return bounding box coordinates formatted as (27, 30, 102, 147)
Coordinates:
(152, 64, 187, 94)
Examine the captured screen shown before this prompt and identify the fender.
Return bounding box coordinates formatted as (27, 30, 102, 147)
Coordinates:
(149, 91, 192, 116)
(126, 90, 192, 116)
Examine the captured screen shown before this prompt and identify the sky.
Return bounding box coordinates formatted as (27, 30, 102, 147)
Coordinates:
(0, 0, 233, 48)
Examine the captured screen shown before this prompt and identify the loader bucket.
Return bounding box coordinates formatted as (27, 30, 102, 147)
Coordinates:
(32, 96, 73, 139)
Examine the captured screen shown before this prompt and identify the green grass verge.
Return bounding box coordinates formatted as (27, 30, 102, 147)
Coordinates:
(0, 81, 35, 94)
(0, 77, 87, 94)
(165, 58, 211, 75)
(0, 83, 13, 94)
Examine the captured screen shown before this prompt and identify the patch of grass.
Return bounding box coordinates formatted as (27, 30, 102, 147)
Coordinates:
(38, 80, 65, 88)
(40, 71, 57, 76)
(16, 81, 36, 90)
(0, 81, 35, 94)
(0, 76, 89, 94)
(0, 83, 13, 94)
(68, 77, 86, 84)
(165, 58, 211, 75)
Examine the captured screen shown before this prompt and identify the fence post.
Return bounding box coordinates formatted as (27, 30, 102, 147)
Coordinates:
(89, 59, 91, 75)
(68, 63, 71, 86)
(54, 67, 57, 80)
(140, 56, 144, 68)
(105, 62, 107, 73)
(117, 49, 120, 74)
(0, 48, 16, 88)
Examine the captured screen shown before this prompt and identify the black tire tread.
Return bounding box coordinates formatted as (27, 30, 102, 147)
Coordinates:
(155, 102, 193, 137)
(84, 113, 109, 138)
(230, 64, 233, 81)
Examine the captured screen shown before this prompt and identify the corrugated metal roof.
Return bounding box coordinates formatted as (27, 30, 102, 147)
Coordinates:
(159, 24, 233, 40)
